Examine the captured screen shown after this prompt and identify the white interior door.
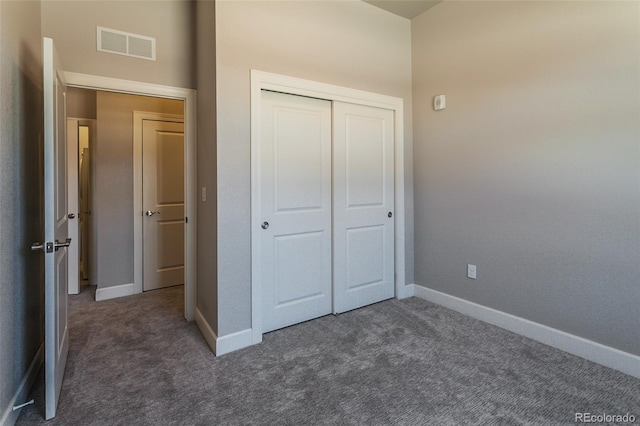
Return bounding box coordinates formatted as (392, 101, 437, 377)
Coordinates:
(260, 90, 333, 333)
(333, 102, 395, 313)
(142, 119, 185, 291)
(66, 119, 79, 294)
(42, 37, 69, 420)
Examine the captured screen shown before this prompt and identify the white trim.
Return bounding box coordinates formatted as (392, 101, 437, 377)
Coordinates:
(413, 285, 640, 379)
(195, 308, 254, 356)
(63, 72, 197, 321)
(397, 283, 415, 299)
(216, 329, 254, 356)
(250, 70, 406, 345)
(195, 307, 217, 354)
(132, 112, 184, 296)
(0, 344, 44, 426)
(95, 282, 135, 301)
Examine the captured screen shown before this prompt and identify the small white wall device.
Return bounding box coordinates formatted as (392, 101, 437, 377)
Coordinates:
(434, 95, 446, 111)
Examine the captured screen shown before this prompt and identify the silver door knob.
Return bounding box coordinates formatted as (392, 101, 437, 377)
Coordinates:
(31, 242, 44, 251)
(145, 211, 160, 217)
(261, 222, 269, 230)
(68, 213, 75, 219)
(388, 212, 393, 218)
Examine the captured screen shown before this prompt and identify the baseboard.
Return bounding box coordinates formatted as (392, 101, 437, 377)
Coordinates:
(413, 285, 640, 379)
(95, 282, 134, 301)
(397, 283, 415, 299)
(216, 329, 254, 356)
(1, 343, 44, 426)
(194, 308, 254, 357)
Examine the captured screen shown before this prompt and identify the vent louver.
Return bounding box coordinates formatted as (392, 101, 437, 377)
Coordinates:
(97, 27, 156, 61)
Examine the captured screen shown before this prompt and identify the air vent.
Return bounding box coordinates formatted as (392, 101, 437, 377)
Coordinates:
(97, 27, 156, 61)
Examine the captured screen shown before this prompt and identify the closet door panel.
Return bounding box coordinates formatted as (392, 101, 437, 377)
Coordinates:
(260, 90, 333, 333)
(333, 102, 395, 314)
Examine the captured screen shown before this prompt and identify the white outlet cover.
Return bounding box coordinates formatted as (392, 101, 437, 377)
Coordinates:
(434, 95, 446, 111)
(467, 264, 477, 279)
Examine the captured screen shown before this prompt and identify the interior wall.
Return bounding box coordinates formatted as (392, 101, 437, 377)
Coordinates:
(195, 0, 218, 332)
(41, 0, 195, 89)
(215, 0, 413, 336)
(412, 1, 640, 356)
(94, 92, 183, 290)
(0, 0, 44, 423)
(67, 87, 97, 120)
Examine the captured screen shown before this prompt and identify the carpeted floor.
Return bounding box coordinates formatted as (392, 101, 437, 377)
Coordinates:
(16, 285, 640, 425)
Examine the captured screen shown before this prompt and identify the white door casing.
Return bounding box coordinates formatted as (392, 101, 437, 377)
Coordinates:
(42, 37, 69, 420)
(332, 102, 395, 313)
(251, 70, 406, 344)
(142, 119, 185, 291)
(260, 91, 333, 333)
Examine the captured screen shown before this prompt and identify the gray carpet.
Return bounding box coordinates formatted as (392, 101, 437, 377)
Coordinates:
(16, 285, 640, 425)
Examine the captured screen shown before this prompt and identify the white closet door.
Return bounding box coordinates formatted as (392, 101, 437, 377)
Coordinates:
(333, 102, 395, 314)
(260, 90, 333, 333)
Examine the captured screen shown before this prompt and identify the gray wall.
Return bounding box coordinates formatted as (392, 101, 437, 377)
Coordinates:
(195, 0, 218, 333)
(0, 0, 44, 423)
(412, 1, 640, 356)
(94, 92, 183, 290)
(41, 0, 195, 89)
(214, 0, 413, 336)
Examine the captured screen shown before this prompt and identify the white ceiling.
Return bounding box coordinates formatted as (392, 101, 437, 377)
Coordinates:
(362, 0, 443, 19)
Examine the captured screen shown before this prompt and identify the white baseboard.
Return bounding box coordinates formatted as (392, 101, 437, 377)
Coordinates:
(195, 308, 255, 356)
(95, 282, 135, 301)
(413, 285, 640, 379)
(397, 283, 415, 299)
(216, 329, 254, 356)
(1, 343, 44, 426)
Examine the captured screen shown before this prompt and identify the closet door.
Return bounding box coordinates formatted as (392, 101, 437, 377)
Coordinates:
(333, 102, 395, 313)
(260, 91, 333, 333)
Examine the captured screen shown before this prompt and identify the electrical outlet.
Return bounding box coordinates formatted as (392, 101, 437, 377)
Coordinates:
(467, 264, 477, 280)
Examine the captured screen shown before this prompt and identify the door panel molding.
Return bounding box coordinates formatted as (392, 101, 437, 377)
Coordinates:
(64, 72, 197, 321)
(251, 70, 406, 345)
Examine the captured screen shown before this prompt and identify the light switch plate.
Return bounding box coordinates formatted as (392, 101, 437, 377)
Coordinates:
(434, 95, 446, 111)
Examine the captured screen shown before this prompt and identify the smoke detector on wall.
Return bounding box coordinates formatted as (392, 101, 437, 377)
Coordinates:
(97, 26, 156, 61)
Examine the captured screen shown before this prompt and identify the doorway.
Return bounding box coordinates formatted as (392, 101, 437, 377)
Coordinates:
(64, 75, 196, 321)
(134, 112, 185, 292)
(66, 118, 95, 295)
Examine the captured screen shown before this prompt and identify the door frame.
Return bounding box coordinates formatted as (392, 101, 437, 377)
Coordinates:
(64, 72, 197, 321)
(133, 112, 185, 294)
(66, 118, 96, 295)
(250, 70, 408, 344)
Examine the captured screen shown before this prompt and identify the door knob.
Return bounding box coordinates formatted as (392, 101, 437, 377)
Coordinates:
(68, 213, 75, 219)
(261, 222, 269, 230)
(145, 211, 160, 217)
(388, 212, 393, 218)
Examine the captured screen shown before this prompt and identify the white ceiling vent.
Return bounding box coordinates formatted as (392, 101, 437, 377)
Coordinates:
(97, 27, 156, 61)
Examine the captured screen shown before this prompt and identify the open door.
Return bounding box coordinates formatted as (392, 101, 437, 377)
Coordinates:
(33, 37, 69, 420)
